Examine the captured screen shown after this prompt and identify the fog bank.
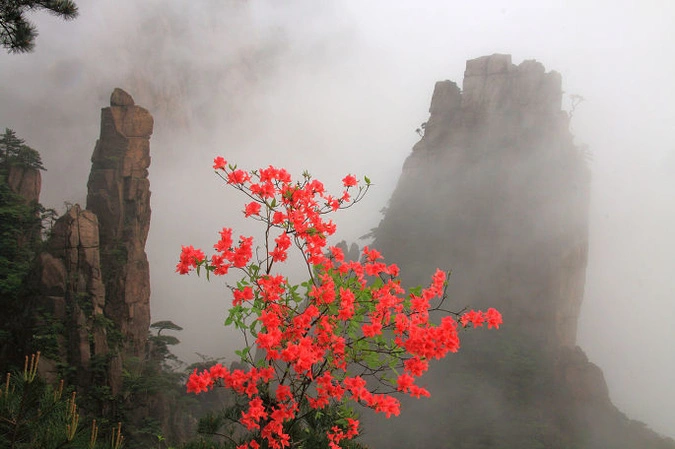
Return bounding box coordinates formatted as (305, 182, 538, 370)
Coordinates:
(0, 0, 673, 438)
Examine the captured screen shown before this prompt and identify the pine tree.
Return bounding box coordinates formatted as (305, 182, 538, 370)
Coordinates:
(0, 353, 125, 449)
(1, 1, 78, 53)
(0, 129, 46, 171)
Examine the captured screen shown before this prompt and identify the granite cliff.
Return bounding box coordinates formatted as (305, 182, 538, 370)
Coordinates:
(366, 54, 673, 449)
(7, 164, 41, 204)
(33, 205, 112, 389)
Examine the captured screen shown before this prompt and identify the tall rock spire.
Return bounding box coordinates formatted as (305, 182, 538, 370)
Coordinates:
(367, 55, 673, 449)
(86, 88, 153, 358)
(378, 54, 588, 348)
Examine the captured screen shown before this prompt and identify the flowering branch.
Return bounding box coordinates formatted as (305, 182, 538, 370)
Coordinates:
(178, 158, 502, 449)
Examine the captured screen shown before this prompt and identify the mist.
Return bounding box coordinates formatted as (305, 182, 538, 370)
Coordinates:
(1, 0, 673, 440)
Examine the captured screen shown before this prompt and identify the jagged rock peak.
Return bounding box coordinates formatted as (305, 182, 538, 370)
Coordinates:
(110, 88, 135, 107)
(416, 54, 568, 160)
(461, 53, 562, 113)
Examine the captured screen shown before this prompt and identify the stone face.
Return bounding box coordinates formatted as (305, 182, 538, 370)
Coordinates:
(110, 87, 135, 107)
(366, 54, 673, 448)
(110, 106, 154, 138)
(87, 89, 153, 358)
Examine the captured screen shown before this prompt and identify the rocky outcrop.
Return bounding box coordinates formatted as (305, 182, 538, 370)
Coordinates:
(20, 90, 187, 446)
(7, 165, 41, 203)
(33, 205, 112, 388)
(366, 54, 673, 448)
(86, 88, 153, 358)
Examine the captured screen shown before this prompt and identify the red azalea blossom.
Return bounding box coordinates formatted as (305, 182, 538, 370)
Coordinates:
(272, 211, 285, 224)
(276, 384, 292, 402)
(270, 232, 292, 262)
(245, 201, 262, 217)
(342, 174, 358, 187)
(486, 307, 503, 329)
(461, 309, 485, 328)
(231, 236, 254, 267)
(250, 182, 276, 199)
(233, 286, 254, 306)
(176, 245, 205, 274)
(241, 397, 268, 430)
(228, 169, 251, 185)
(213, 156, 227, 170)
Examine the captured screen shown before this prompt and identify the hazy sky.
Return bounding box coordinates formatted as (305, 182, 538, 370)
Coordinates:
(1, 0, 673, 439)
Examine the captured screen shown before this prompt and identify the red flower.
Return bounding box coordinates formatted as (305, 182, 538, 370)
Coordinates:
(230, 236, 253, 267)
(250, 182, 275, 199)
(245, 201, 262, 217)
(270, 232, 291, 262)
(396, 373, 415, 393)
(241, 397, 267, 430)
(227, 169, 251, 185)
(461, 309, 484, 328)
(272, 211, 285, 224)
(233, 286, 254, 306)
(259, 166, 279, 182)
(486, 307, 503, 329)
(337, 288, 355, 320)
(214, 227, 233, 253)
(362, 246, 382, 262)
(404, 357, 428, 376)
(276, 384, 292, 402)
(176, 245, 205, 274)
(408, 385, 430, 398)
(342, 174, 357, 187)
(213, 156, 227, 170)
(186, 368, 213, 393)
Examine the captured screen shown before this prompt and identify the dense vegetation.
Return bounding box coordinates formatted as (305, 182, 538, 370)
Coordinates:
(0, 129, 49, 365)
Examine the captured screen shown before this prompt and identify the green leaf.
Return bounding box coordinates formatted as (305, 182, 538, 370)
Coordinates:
(224, 313, 235, 326)
(409, 285, 422, 296)
(254, 358, 267, 368)
(235, 346, 251, 361)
